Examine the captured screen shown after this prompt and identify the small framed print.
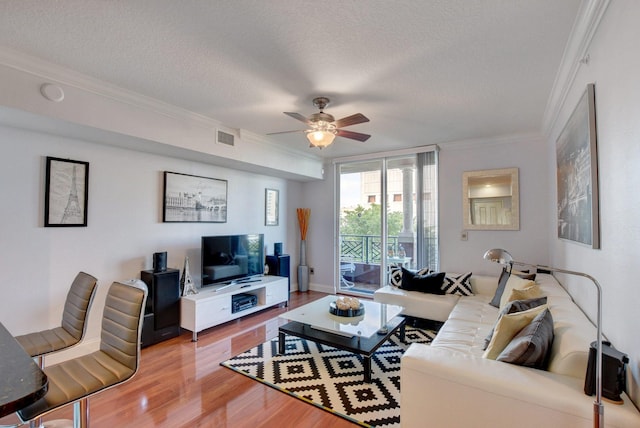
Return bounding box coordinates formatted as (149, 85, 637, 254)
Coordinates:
(44, 157, 89, 227)
(163, 171, 228, 223)
(265, 188, 279, 226)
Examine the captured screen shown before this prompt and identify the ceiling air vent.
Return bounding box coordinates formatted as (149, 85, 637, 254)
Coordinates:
(217, 130, 235, 146)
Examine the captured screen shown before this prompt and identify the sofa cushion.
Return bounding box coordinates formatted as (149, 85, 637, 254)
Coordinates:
(497, 308, 554, 369)
(447, 294, 497, 326)
(401, 269, 446, 294)
(545, 302, 595, 378)
(504, 296, 548, 314)
(484, 296, 549, 349)
(483, 304, 548, 360)
(535, 274, 573, 300)
(389, 266, 430, 287)
(373, 285, 459, 322)
(430, 318, 494, 355)
(442, 272, 474, 296)
(489, 268, 510, 307)
(469, 275, 502, 296)
(503, 284, 543, 308)
(499, 275, 536, 308)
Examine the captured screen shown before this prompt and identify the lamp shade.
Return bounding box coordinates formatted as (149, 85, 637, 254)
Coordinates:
(483, 248, 514, 265)
(306, 130, 336, 148)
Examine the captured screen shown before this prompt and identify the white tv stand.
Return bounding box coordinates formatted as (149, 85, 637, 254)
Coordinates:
(180, 275, 289, 341)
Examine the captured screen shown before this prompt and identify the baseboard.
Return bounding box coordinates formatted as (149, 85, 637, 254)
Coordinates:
(308, 283, 334, 294)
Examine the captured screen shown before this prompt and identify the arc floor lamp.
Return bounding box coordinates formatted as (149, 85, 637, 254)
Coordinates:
(483, 248, 604, 428)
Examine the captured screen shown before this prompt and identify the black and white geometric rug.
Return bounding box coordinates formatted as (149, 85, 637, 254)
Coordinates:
(221, 325, 436, 427)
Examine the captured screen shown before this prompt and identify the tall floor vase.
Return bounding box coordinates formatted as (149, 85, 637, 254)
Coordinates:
(298, 239, 309, 292)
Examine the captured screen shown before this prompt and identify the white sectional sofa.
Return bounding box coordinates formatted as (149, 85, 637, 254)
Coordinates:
(374, 273, 640, 427)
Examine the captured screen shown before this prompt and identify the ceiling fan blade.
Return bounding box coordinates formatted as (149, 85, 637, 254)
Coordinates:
(336, 129, 371, 142)
(284, 112, 311, 125)
(335, 113, 369, 128)
(267, 130, 305, 135)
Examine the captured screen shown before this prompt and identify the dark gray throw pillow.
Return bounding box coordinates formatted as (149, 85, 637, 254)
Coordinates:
(400, 268, 446, 294)
(503, 296, 548, 314)
(489, 268, 511, 308)
(514, 271, 537, 281)
(483, 296, 548, 350)
(497, 308, 554, 369)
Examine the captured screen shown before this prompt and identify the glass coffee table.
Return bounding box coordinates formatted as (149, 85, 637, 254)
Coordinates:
(278, 295, 404, 382)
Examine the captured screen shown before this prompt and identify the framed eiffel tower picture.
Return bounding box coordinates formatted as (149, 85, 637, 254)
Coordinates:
(44, 157, 89, 227)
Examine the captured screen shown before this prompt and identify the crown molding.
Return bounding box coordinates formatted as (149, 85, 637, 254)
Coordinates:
(331, 144, 438, 164)
(542, 0, 611, 137)
(0, 47, 325, 180)
(437, 132, 544, 151)
(0, 46, 222, 128)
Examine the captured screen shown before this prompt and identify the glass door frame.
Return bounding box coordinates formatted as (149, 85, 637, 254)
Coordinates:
(333, 145, 438, 295)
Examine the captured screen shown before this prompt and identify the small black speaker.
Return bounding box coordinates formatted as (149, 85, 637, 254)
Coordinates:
(153, 252, 167, 272)
(274, 242, 283, 256)
(584, 341, 628, 403)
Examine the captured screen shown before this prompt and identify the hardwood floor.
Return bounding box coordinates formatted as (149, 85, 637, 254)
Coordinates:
(1, 291, 359, 427)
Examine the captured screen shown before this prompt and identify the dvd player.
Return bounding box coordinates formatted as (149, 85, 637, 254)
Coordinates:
(232, 293, 258, 313)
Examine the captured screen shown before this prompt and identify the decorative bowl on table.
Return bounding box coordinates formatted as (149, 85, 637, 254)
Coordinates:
(329, 296, 365, 317)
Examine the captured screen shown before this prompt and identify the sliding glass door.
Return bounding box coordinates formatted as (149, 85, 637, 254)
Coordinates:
(338, 160, 384, 293)
(336, 149, 438, 295)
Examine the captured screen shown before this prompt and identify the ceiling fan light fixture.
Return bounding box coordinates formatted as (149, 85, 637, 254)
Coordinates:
(306, 130, 336, 148)
(270, 96, 370, 147)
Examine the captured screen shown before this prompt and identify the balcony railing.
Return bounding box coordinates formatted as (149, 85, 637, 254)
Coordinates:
(340, 234, 438, 269)
(340, 234, 393, 265)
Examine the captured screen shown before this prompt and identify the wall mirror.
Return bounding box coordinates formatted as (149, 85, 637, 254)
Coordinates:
(462, 168, 519, 230)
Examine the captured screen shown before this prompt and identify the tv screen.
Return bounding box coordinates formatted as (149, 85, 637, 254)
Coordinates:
(201, 234, 264, 286)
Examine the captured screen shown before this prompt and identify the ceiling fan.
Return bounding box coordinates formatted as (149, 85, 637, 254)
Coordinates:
(268, 97, 370, 148)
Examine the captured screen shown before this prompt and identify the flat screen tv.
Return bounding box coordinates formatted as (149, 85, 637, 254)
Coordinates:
(201, 234, 264, 287)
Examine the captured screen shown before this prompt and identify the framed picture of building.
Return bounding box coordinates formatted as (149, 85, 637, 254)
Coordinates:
(556, 83, 600, 248)
(44, 157, 89, 227)
(163, 171, 227, 223)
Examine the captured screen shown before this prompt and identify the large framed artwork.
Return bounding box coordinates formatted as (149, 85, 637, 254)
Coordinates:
(44, 157, 89, 227)
(556, 83, 600, 248)
(163, 171, 227, 223)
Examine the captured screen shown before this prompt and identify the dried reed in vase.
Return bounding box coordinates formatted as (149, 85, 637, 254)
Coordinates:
(296, 208, 310, 240)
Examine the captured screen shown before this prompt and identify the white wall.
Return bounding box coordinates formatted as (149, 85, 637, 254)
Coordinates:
(439, 136, 550, 274)
(546, 0, 640, 405)
(0, 123, 297, 361)
(297, 162, 336, 294)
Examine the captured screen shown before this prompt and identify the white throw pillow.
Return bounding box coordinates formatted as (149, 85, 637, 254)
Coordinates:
(441, 272, 474, 296)
(499, 275, 536, 309)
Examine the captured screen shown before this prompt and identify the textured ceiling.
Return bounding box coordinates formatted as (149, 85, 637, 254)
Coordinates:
(0, 0, 582, 158)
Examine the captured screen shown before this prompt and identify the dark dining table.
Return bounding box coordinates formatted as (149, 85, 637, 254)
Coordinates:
(0, 321, 48, 418)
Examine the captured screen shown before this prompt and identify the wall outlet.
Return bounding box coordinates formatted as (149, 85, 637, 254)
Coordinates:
(460, 231, 468, 241)
(310, 267, 315, 275)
